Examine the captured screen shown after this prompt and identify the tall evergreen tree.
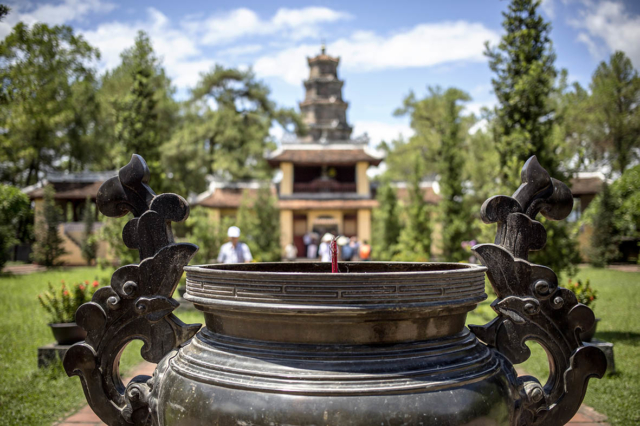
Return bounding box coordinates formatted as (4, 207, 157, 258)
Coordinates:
(0, 183, 31, 269)
(393, 160, 431, 262)
(372, 180, 401, 260)
(485, 0, 579, 276)
(163, 66, 305, 195)
(486, 0, 559, 189)
(0, 23, 100, 186)
(32, 185, 66, 267)
(589, 51, 640, 175)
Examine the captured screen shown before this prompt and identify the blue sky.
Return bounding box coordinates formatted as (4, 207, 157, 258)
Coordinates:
(2, 0, 639, 146)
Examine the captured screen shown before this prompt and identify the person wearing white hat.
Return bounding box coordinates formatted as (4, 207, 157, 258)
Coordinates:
(217, 226, 253, 264)
(318, 233, 334, 262)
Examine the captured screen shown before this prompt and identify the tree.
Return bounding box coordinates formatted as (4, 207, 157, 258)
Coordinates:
(588, 51, 640, 175)
(486, 0, 579, 276)
(0, 5, 9, 20)
(0, 23, 100, 186)
(0, 183, 31, 269)
(372, 180, 401, 260)
(485, 0, 559, 189)
(184, 208, 233, 265)
(97, 215, 138, 267)
(98, 31, 178, 189)
(585, 165, 640, 265)
(32, 185, 66, 266)
(393, 160, 431, 262)
(80, 197, 97, 265)
(237, 186, 281, 262)
(393, 87, 475, 261)
(163, 66, 305, 195)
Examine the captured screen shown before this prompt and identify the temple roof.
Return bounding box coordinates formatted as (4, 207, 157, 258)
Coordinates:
(268, 146, 383, 166)
(25, 170, 116, 200)
(194, 182, 276, 209)
(570, 175, 604, 196)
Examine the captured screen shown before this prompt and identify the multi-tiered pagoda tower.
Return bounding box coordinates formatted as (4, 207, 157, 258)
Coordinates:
(298, 45, 352, 142)
(267, 46, 383, 256)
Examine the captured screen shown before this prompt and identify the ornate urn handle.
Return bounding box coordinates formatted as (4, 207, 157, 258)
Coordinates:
(63, 155, 201, 425)
(469, 156, 607, 426)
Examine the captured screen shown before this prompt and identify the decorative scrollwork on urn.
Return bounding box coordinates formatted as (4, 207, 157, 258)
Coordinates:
(63, 155, 201, 426)
(470, 156, 607, 426)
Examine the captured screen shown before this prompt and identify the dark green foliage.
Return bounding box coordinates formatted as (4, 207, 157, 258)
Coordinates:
(80, 197, 97, 265)
(588, 51, 640, 174)
(0, 23, 101, 186)
(393, 160, 431, 261)
(486, 0, 579, 276)
(238, 186, 281, 262)
(163, 66, 305, 195)
(37, 279, 99, 323)
(485, 0, 559, 189)
(0, 5, 9, 20)
(97, 215, 138, 267)
(586, 166, 640, 265)
(184, 208, 234, 265)
(372, 180, 401, 260)
(0, 184, 31, 269)
(32, 185, 66, 267)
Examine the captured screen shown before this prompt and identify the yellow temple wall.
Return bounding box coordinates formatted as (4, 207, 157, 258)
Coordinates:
(356, 162, 370, 196)
(280, 209, 293, 254)
(280, 162, 293, 195)
(357, 209, 371, 243)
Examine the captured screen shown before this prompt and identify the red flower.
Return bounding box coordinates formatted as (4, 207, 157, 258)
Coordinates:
(85, 280, 89, 284)
(92, 280, 99, 287)
(79, 285, 85, 291)
(63, 290, 69, 296)
(590, 296, 595, 301)
(61, 280, 65, 284)
(574, 283, 579, 288)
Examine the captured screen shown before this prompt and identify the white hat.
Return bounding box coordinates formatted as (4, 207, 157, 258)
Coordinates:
(337, 236, 349, 246)
(227, 226, 241, 238)
(321, 233, 335, 242)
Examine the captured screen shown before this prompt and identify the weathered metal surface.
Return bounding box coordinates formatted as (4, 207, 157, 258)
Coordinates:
(63, 154, 605, 426)
(63, 155, 200, 426)
(470, 156, 607, 425)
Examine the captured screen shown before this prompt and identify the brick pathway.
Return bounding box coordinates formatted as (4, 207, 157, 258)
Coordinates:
(57, 362, 609, 425)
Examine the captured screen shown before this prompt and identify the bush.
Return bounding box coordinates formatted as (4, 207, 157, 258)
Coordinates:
(32, 185, 66, 267)
(0, 184, 31, 270)
(37, 279, 101, 323)
(566, 278, 597, 309)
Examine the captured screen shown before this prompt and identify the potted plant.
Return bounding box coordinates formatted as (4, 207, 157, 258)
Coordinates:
(38, 279, 100, 345)
(567, 278, 599, 342)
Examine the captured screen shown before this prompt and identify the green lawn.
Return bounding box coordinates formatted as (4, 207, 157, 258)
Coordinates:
(467, 267, 640, 426)
(0, 267, 204, 426)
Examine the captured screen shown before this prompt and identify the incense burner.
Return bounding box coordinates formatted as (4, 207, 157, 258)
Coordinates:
(64, 155, 606, 426)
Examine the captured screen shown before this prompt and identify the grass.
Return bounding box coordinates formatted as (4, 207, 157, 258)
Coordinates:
(0, 267, 204, 426)
(467, 267, 640, 426)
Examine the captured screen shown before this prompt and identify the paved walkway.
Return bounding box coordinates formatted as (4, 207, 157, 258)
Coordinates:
(2, 263, 47, 275)
(57, 362, 609, 426)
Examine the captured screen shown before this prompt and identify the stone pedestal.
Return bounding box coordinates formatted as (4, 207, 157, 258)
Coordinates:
(38, 343, 72, 368)
(585, 339, 615, 374)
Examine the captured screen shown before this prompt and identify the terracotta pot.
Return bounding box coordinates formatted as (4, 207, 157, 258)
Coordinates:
(580, 317, 600, 342)
(49, 322, 86, 345)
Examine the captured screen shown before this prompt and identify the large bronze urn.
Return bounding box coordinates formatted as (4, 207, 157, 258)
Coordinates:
(64, 155, 606, 426)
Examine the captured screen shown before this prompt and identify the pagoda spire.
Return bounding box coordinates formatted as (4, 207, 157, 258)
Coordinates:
(298, 46, 352, 143)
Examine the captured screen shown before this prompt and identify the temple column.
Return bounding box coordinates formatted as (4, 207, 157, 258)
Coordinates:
(357, 209, 371, 244)
(356, 161, 370, 196)
(280, 209, 293, 256)
(280, 162, 294, 195)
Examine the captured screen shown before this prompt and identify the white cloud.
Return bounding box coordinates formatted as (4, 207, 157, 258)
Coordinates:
(540, 0, 556, 19)
(219, 44, 263, 57)
(352, 120, 414, 148)
(0, 0, 116, 38)
(184, 7, 351, 46)
(255, 21, 500, 85)
(81, 7, 214, 89)
(571, 1, 640, 65)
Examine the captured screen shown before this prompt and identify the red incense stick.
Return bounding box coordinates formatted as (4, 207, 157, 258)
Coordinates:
(331, 237, 339, 273)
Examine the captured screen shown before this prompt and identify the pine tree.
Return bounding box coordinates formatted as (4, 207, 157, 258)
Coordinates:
(393, 160, 431, 262)
(32, 185, 66, 266)
(372, 180, 401, 260)
(587, 184, 620, 267)
(486, 0, 559, 190)
(486, 0, 579, 276)
(589, 51, 640, 175)
(80, 196, 97, 265)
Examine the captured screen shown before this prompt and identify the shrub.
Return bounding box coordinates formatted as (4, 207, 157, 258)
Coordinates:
(37, 279, 101, 323)
(0, 184, 32, 269)
(566, 278, 597, 309)
(32, 185, 66, 266)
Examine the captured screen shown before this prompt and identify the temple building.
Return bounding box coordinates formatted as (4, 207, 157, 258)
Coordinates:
(196, 46, 384, 256)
